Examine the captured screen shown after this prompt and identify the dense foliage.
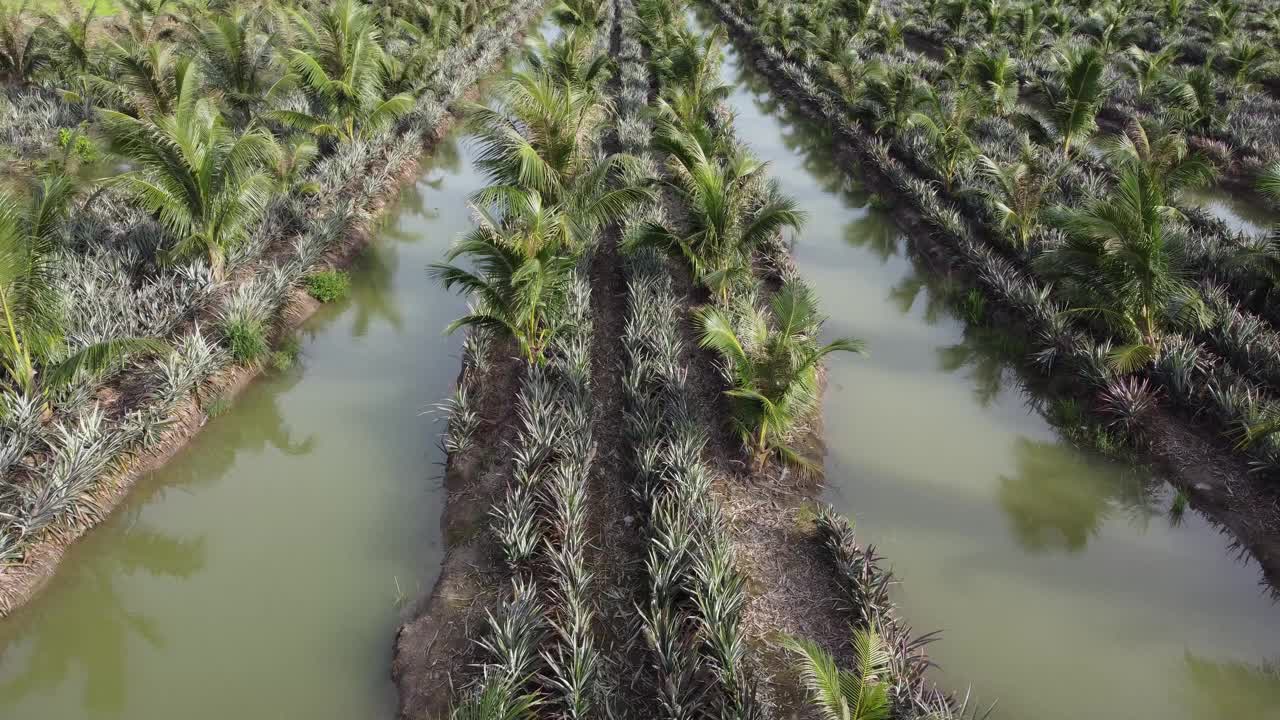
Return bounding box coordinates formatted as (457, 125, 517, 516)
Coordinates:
(0, 0, 545, 578)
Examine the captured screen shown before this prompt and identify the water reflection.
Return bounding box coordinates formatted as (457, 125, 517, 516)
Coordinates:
(180, 372, 315, 486)
(842, 209, 900, 263)
(887, 271, 957, 326)
(0, 515, 205, 714)
(1182, 653, 1280, 720)
(937, 326, 1020, 408)
(997, 438, 1157, 553)
(346, 247, 406, 336)
(1182, 186, 1280, 236)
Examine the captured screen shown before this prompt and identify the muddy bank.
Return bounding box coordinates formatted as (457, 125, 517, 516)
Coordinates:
(699, 0, 1280, 597)
(0, 4, 548, 619)
(392, 343, 526, 719)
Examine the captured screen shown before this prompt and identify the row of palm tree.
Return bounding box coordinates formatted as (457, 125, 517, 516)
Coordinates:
(432, 21, 645, 363)
(624, 5, 868, 473)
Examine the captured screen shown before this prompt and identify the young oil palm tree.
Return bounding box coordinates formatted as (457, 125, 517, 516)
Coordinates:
(1040, 167, 1211, 371)
(1205, 0, 1242, 43)
(524, 26, 611, 99)
(466, 65, 608, 206)
(696, 280, 864, 472)
(866, 12, 905, 55)
(974, 0, 1008, 35)
(1012, 3, 1051, 56)
(0, 0, 50, 85)
(118, 0, 176, 42)
(1119, 45, 1179, 100)
(73, 39, 200, 118)
(630, 129, 803, 301)
(653, 26, 730, 123)
(191, 9, 276, 125)
(1162, 0, 1188, 24)
(270, 0, 413, 142)
(857, 65, 927, 135)
(966, 48, 1019, 117)
(0, 177, 164, 396)
(1218, 38, 1277, 90)
(429, 190, 578, 365)
(552, 0, 609, 32)
(974, 141, 1058, 251)
(1160, 63, 1230, 134)
(467, 45, 647, 248)
(907, 89, 978, 193)
(39, 0, 98, 86)
(271, 134, 320, 195)
(782, 627, 891, 720)
(101, 75, 280, 280)
(1039, 47, 1110, 159)
(1099, 117, 1217, 198)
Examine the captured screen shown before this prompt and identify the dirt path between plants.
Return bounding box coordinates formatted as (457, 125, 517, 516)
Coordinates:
(393, 10, 657, 714)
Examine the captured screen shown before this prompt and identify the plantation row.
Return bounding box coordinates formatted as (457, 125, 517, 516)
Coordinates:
(421, 0, 985, 717)
(0, 0, 547, 608)
(699, 0, 1280, 500)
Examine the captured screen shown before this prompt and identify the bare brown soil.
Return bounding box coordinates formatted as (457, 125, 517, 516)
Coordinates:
(708, 0, 1280, 596)
(0, 59, 521, 619)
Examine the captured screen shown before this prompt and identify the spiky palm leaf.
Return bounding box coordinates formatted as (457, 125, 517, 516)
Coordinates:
(270, 0, 413, 142)
(1041, 167, 1211, 368)
(697, 280, 863, 472)
(101, 74, 280, 280)
(0, 177, 163, 395)
(782, 627, 891, 720)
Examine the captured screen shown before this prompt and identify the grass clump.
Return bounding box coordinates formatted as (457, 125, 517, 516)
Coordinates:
(225, 319, 269, 365)
(303, 270, 351, 303)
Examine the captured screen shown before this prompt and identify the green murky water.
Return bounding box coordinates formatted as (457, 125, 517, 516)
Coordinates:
(697, 11, 1280, 720)
(1183, 186, 1280, 236)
